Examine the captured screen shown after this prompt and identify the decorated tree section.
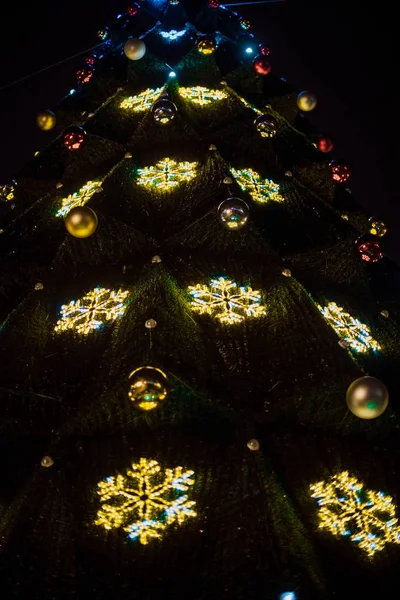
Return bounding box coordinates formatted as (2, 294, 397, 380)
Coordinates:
(0, 1, 399, 599)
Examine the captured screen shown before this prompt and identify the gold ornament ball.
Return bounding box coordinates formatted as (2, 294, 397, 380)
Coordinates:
(128, 366, 169, 411)
(36, 110, 56, 131)
(64, 206, 98, 238)
(346, 376, 389, 419)
(369, 218, 387, 237)
(124, 38, 146, 60)
(297, 90, 317, 112)
(197, 37, 216, 55)
(41, 455, 54, 468)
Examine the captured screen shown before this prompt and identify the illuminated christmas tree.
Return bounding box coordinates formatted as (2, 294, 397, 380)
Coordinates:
(0, 2, 398, 599)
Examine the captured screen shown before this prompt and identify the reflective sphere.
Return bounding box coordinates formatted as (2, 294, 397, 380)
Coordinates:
(329, 160, 351, 183)
(218, 198, 249, 230)
(76, 66, 93, 84)
(97, 28, 108, 41)
(127, 3, 140, 16)
(41, 455, 54, 468)
(259, 44, 271, 56)
(355, 234, 383, 263)
(346, 376, 389, 419)
(317, 134, 334, 153)
(369, 218, 387, 237)
(36, 110, 56, 131)
(254, 114, 278, 138)
(124, 38, 146, 60)
(63, 126, 86, 152)
(253, 55, 272, 75)
(197, 36, 216, 55)
(64, 206, 98, 238)
(247, 439, 260, 451)
(128, 366, 169, 411)
(297, 90, 317, 111)
(151, 99, 177, 125)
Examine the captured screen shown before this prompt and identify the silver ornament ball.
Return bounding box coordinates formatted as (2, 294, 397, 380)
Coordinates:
(218, 198, 249, 230)
(346, 376, 389, 419)
(151, 99, 177, 125)
(124, 38, 146, 60)
(254, 113, 279, 138)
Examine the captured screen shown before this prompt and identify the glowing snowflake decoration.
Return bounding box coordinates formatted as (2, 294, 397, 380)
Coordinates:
(56, 180, 102, 217)
(188, 277, 266, 324)
(54, 287, 129, 335)
(120, 88, 163, 111)
(231, 167, 284, 204)
(178, 86, 228, 105)
(310, 471, 400, 557)
(318, 302, 380, 353)
(136, 158, 198, 191)
(159, 29, 187, 41)
(95, 458, 196, 545)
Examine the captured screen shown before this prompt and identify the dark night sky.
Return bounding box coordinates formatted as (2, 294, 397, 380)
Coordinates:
(0, 1, 393, 258)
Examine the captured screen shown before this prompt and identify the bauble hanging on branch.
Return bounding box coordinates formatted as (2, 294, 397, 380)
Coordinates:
(218, 198, 249, 230)
(197, 36, 217, 55)
(355, 234, 383, 263)
(254, 114, 278, 138)
(64, 206, 98, 238)
(76, 66, 93, 84)
(369, 217, 387, 237)
(124, 38, 146, 60)
(63, 126, 87, 152)
(36, 110, 56, 131)
(128, 366, 169, 411)
(127, 3, 140, 16)
(346, 376, 389, 419)
(317, 134, 334, 153)
(151, 98, 177, 125)
(253, 55, 272, 75)
(329, 160, 350, 183)
(297, 90, 317, 112)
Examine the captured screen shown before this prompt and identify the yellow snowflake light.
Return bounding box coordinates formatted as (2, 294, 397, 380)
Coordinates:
(317, 302, 380, 353)
(188, 277, 267, 324)
(54, 287, 129, 335)
(136, 158, 198, 191)
(56, 180, 102, 217)
(119, 88, 163, 111)
(95, 458, 196, 545)
(230, 167, 284, 204)
(310, 471, 400, 557)
(178, 86, 228, 105)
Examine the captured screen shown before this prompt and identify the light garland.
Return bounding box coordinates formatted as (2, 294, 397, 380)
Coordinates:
(317, 302, 380, 353)
(310, 471, 400, 557)
(136, 158, 198, 191)
(95, 458, 196, 545)
(56, 180, 102, 217)
(230, 167, 284, 204)
(188, 277, 267, 324)
(120, 88, 163, 112)
(54, 287, 129, 335)
(178, 86, 228, 106)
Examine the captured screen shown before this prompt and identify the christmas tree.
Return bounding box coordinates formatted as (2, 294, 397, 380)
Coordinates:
(0, 1, 399, 598)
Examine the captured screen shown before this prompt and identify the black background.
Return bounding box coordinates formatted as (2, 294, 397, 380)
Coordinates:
(0, 1, 393, 257)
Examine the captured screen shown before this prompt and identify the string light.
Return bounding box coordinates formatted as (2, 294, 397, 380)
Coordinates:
(317, 302, 380, 353)
(56, 180, 102, 217)
(54, 287, 129, 335)
(136, 158, 198, 191)
(230, 167, 284, 204)
(188, 277, 267, 324)
(178, 86, 228, 105)
(120, 87, 163, 111)
(95, 458, 196, 545)
(310, 471, 400, 557)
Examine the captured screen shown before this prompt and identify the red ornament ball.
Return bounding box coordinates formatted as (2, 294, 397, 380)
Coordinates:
(208, 0, 220, 7)
(259, 44, 271, 56)
(356, 234, 383, 263)
(253, 55, 271, 76)
(330, 160, 350, 183)
(63, 126, 86, 152)
(317, 134, 334, 153)
(127, 3, 140, 16)
(76, 66, 93, 84)
(85, 56, 95, 66)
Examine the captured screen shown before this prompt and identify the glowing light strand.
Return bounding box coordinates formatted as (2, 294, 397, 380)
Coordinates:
(120, 88, 163, 111)
(317, 302, 380, 353)
(230, 167, 284, 204)
(136, 158, 198, 191)
(54, 287, 129, 335)
(310, 471, 400, 557)
(178, 86, 228, 105)
(56, 180, 102, 217)
(188, 277, 267, 324)
(95, 458, 196, 545)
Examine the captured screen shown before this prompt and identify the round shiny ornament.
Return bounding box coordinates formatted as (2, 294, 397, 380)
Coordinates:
(254, 113, 278, 138)
(63, 126, 86, 152)
(208, 0, 220, 8)
(34, 282, 44, 291)
(247, 439, 260, 451)
(346, 376, 389, 419)
(329, 160, 350, 183)
(297, 90, 317, 112)
(41, 455, 54, 468)
(128, 366, 169, 411)
(355, 234, 383, 263)
(97, 28, 108, 41)
(36, 109, 56, 131)
(369, 218, 387, 237)
(380, 310, 389, 318)
(253, 55, 272, 75)
(127, 3, 140, 16)
(282, 269, 291, 277)
(124, 38, 146, 60)
(197, 36, 216, 55)
(239, 18, 251, 30)
(218, 197, 249, 230)
(64, 206, 98, 238)
(85, 55, 95, 66)
(145, 319, 157, 329)
(259, 44, 271, 56)
(76, 66, 93, 84)
(317, 134, 334, 153)
(151, 255, 162, 264)
(151, 98, 177, 125)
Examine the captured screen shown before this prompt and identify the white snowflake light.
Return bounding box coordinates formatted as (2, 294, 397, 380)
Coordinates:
(317, 302, 380, 353)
